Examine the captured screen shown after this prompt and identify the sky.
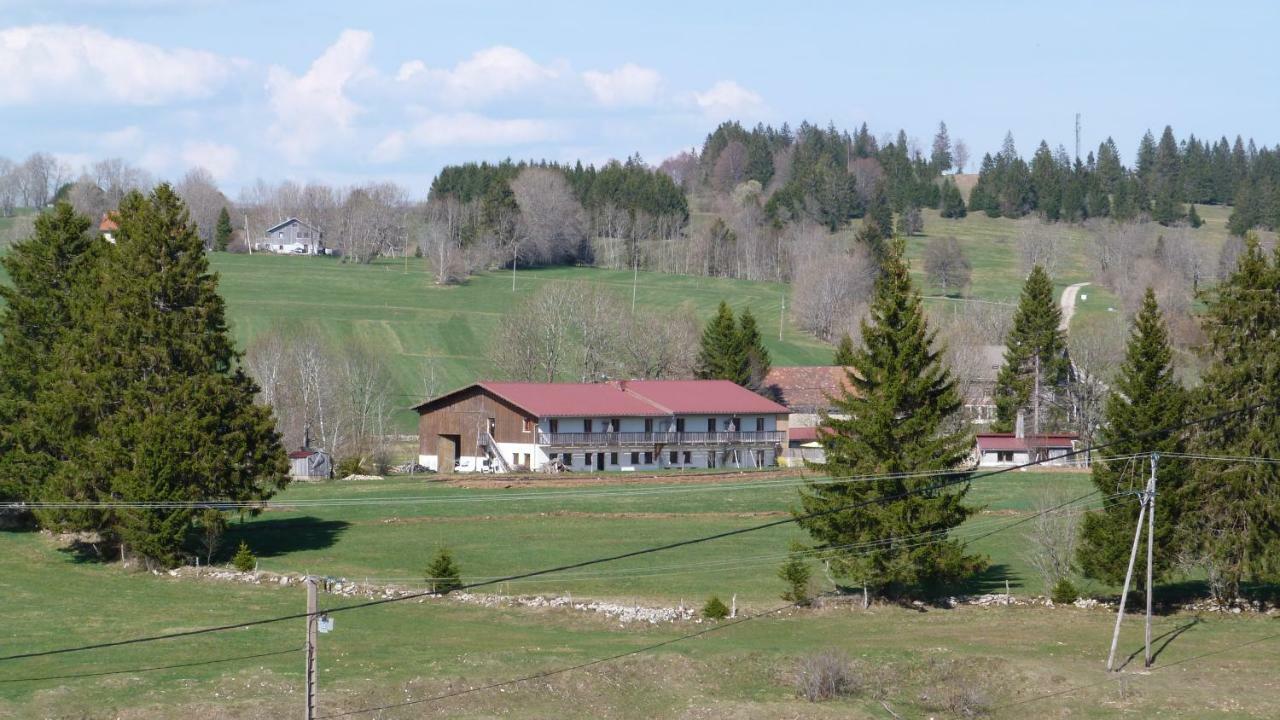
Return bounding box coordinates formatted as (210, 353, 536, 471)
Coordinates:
(1, 0, 1277, 196)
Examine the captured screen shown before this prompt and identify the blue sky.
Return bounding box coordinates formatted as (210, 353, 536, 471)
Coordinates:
(2, 0, 1276, 194)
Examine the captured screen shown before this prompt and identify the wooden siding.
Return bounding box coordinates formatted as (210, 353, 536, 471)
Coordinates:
(417, 386, 536, 457)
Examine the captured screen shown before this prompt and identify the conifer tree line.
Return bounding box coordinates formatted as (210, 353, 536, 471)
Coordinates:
(0, 191, 287, 566)
(969, 127, 1280, 232)
(798, 233, 1280, 602)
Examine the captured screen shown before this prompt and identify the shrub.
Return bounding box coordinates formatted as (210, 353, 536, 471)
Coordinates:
(231, 541, 256, 572)
(1050, 577, 1079, 604)
(778, 545, 813, 606)
(425, 548, 462, 594)
(335, 456, 367, 478)
(702, 595, 730, 620)
(792, 650, 861, 702)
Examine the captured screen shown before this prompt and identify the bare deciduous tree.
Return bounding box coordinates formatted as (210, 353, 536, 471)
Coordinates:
(1018, 221, 1062, 277)
(789, 223, 877, 341)
(658, 150, 699, 191)
(953, 140, 970, 174)
(176, 168, 229, 248)
(923, 236, 972, 294)
(711, 140, 748, 192)
(1026, 490, 1081, 591)
(414, 196, 476, 284)
(510, 167, 586, 266)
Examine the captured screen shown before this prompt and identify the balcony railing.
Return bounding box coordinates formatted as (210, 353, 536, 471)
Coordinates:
(538, 431, 785, 447)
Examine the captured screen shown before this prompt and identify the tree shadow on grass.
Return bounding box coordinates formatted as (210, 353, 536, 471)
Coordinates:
(224, 516, 350, 560)
(959, 563, 1021, 596)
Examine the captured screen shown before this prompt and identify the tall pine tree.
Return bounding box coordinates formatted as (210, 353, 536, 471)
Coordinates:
(214, 206, 234, 251)
(696, 301, 746, 384)
(1180, 235, 1280, 601)
(796, 240, 982, 599)
(993, 265, 1070, 434)
(0, 203, 97, 505)
(38, 185, 287, 564)
(1077, 289, 1187, 585)
(737, 308, 771, 393)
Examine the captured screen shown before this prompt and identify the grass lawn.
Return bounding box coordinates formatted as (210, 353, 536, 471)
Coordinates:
(210, 256, 835, 432)
(2, 469, 1278, 718)
(223, 469, 1107, 604)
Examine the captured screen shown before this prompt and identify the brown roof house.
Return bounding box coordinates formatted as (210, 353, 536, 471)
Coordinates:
(763, 366, 857, 466)
(414, 379, 789, 474)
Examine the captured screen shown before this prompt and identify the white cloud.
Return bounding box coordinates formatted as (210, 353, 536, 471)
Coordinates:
(0, 25, 237, 105)
(396, 46, 559, 105)
(265, 29, 373, 164)
(693, 80, 764, 119)
(181, 140, 239, 180)
(373, 113, 557, 162)
(582, 63, 661, 107)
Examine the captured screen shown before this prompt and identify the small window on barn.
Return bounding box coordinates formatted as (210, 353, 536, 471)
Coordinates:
(610, 452, 618, 465)
(997, 451, 1014, 463)
(669, 451, 677, 464)
(683, 451, 692, 464)
(643, 452, 652, 464)
(630, 452, 639, 465)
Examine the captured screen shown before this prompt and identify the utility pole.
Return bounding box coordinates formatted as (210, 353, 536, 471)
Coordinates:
(778, 294, 785, 342)
(1032, 353, 1042, 459)
(511, 243, 517, 292)
(1106, 455, 1156, 672)
(631, 248, 639, 313)
(245, 213, 252, 255)
(304, 577, 317, 720)
(1145, 452, 1158, 668)
(1075, 113, 1082, 162)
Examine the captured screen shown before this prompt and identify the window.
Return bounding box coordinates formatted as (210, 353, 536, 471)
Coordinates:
(609, 418, 620, 432)
(755, 417, 765, 432)
(630, 452, 639, 464)
(584, 418, 592, 433)
(549, 418, 559, 433)
(997, 451, 1014, 463)
(643, 452, 653, 464)
(683, 451, 692, 464)
(585, 453, 593, 466)
(522, 417, 533, 432)
(644, 418, 653, 433)
(669, 451, 678, 464)
(706, 418, 716, 433)
(675, 418, 685, 432)
(610, 452, 618, 465)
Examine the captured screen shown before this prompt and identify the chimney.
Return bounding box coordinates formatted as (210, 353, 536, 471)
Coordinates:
(1015, 411, 1025, 440)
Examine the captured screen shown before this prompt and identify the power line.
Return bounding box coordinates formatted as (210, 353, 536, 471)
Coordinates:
(0, 401, 1266, 665)
(310, 490, 1136, 716)
(314, 602, 804, 718)
(0, 646, 301, 685)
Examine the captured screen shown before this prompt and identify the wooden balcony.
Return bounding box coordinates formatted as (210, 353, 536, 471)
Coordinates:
(537, 431, 785, 448)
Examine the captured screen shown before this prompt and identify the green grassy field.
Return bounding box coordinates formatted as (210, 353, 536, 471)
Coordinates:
(210, 257, 836, 431)
(3, 470, 1278, 719)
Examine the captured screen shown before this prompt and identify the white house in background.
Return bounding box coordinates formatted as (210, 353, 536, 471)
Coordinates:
(255, 218, 329, 255)
(975, 432, 1080, 467)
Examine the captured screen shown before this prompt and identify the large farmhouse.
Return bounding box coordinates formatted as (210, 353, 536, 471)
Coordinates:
(414, 380, 789, 473)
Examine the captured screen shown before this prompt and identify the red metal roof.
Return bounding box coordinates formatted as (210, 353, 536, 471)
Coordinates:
(99, 212, 119, 232)
(976, 433, 1077, 452)
(788, 426, 822, 443)
(622, 379, 790, 415)
(478, 381, 669, 418)
(287, 449, 316, 459)
(417, 379, 789, 419)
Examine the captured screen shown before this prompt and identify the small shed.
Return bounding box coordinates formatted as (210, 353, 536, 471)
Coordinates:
(288, 448, 333, 480)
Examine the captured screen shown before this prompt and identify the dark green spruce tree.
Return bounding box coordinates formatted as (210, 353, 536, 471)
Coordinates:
(736, 308, 771, 393)
(832, 332, 856, 366)
(1077, 289, 1187, 585)
(939, 178, 967, 219)
(1180, 234, 1280, 601)
(696, 301, 747, 384)
(0, 203, 97, 506)
(214, 206, 234, 251)
(796, 240, 982, 599)
(40, 185, 288, 565)
(993, 265, 1070, 433)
